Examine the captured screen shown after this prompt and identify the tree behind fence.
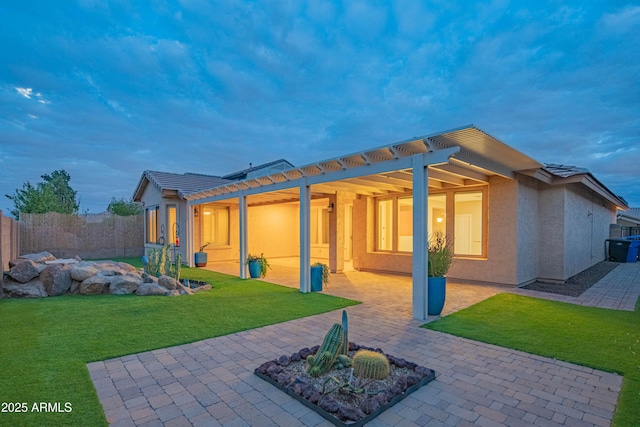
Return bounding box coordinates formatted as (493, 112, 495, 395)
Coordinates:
(20, 212, 144, 259)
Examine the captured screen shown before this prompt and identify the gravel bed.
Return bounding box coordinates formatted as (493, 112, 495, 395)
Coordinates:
(522, 260, 619, 297)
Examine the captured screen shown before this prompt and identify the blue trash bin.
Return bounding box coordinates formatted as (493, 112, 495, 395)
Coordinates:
(624, 237, 640, 262)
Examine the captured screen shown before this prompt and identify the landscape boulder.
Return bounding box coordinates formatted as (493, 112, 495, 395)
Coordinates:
(158, 275, 178, 290)
(7, 259, 40, 283)
(109, 275, 139, 295)
(2, 278, 47, 298)
(40, 264, 72, 296)
(19, 251, 56, 263)
(70, 262, 100, 281)
(136, 282, 170, 296)
(80, 275, 111, 295)
(2, 252, 211, 299)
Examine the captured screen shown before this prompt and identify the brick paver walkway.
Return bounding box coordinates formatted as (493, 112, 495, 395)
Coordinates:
(89, 262, 640, 426)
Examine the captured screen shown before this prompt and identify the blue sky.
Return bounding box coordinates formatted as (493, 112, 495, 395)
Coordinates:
(1, 0, 639, 213)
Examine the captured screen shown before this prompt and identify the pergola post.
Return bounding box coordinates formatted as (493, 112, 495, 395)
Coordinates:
(239, 192, 248, 279)
(412, 154, 429, 320)
(328, 192, 345, 273)
(186, 202, 195, 267)
(300, 179, 311, 293)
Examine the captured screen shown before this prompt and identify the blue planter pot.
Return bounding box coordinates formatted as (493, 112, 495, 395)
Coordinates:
(428, 276, 447, 315)
(310, 265, 323, 292)
(248, 260, 262, 278)
(194, 252, 208, 267)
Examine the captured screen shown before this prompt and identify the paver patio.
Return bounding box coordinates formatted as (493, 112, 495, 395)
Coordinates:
(89, 261, 640, 426)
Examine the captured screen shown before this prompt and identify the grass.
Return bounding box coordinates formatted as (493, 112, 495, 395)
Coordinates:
(424, 293, 640, 426)
(0, 258, 359, 426)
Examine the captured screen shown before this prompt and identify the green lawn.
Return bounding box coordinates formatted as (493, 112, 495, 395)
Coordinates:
(0, 259, 359, 426)
(424, 293, 640, 426)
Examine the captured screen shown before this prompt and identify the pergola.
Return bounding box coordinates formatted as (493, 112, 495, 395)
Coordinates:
(183, 125, 542, 320)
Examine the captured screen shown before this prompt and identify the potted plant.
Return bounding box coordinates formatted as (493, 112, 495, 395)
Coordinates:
(427, 231, 454, 315)
(246, 253, 270, 278)
(310, 262, 330, 292)
(195, 243, 211, 267)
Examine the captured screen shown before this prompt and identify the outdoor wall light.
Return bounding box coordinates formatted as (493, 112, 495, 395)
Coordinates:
(436, 217, 443, 223)
(194, 208, 199, 217)
(327, 202, 335, 213)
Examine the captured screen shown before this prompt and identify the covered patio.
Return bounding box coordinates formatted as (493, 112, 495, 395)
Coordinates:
(204, 257, 511, 318)
(185, 125, 544, 321)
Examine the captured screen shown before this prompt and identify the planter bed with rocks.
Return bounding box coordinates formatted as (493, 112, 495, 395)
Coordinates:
(256, 343, 435, 426)
(2, 251, 211, 298)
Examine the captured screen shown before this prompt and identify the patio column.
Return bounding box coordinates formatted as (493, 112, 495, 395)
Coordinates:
(412, 154, 429, 320)
(328, 192, 345, 273)
(186, 202, 195, 267)
(300, 179, 311, 293)
(239, 192, 248, 279)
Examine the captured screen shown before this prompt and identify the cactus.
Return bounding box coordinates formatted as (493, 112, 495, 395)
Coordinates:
(341, 309, 349, 355)
(306, 323, 344, 377)
(352, 350, 390, 380)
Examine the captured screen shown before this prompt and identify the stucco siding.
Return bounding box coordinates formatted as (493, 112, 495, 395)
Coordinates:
(537, 186, 565, 281)
(449, 176, 518, 285)
(248, 203, 299, 258)
(562, 184, 615, 278)
(515, 175, 540, 284)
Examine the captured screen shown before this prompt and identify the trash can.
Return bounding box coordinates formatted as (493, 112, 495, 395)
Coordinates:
(624, 238, 640, 262)
(607, 239, 631, 262)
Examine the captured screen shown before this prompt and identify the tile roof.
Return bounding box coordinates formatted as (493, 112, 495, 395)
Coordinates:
(133, 171, 231, 201)
(543, 163, 590, 178)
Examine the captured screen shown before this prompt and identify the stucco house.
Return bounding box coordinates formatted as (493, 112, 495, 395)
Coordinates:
(133, 125, 628, 320)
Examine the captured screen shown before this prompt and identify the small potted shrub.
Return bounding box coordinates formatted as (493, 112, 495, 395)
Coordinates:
(310, 262, 330, 292)
(246, 253, 270, 278)
(195, 243, 211, 267)
(427, 231, 454, 315)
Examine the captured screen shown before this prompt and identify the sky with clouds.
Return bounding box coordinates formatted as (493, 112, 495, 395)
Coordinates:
(1, 0, 639, 213)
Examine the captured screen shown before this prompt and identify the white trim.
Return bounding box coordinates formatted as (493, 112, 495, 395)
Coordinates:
(412, 154, 429, 320)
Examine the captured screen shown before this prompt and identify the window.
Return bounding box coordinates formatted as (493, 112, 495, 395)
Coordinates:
(454, 191, 483, 256)
(397, 197, 412, 252)
(146, 206, 159, 244)
(428, 194, 447, 237)
(167, 205, 178, 245)
(374, 188, 486, 256)
(202, 206, 229, 246)
(310, 206, 329, 245)
(377, 199, 393, 251)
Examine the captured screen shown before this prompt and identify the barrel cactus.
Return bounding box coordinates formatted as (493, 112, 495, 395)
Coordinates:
(306, 323, 344, 377)
(352, 350, 390, 380)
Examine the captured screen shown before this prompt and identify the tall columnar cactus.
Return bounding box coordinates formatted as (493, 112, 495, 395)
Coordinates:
(352, 350, 390, 380)
(306, 323, 345, 377)
(341, 309, 349, 355)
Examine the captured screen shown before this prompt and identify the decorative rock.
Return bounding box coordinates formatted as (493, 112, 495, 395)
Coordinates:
(9, 258, 30, 268)
(158, 275, 177, 290)
(277, 355, 291, 366)
(69, 280, 81, 294)
(338, 406, 366, 422)
(20, 252, 56, 263)
(117, 262, 137, 272)
(360, 397, 380, 415)
(80, 275, 110, 295)
(109, 275, 139, 294)
(41, 264, 72, 296)
(7, 259, 40, 283)
(98, 269, 122, 277)
(299, 347, 312, 359)
(318, 397, 340, 413)
(136, 282, 170, 296)
(192, 284, 212, 292)
(2, 279, 47, 298)
(177, 283, 194, 295)
(167, 290, 180, 297)
(70, 263, 99, 281)
(290, 377, 308, 395)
